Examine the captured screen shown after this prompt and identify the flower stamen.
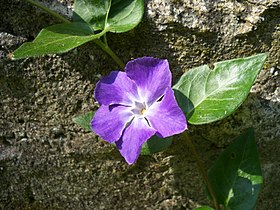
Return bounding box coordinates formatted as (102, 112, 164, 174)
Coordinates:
(141, 108, 146, 115)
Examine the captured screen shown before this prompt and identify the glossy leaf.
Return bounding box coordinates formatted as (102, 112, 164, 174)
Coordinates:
(73, 112, 95, 131)
(173, 53, 267, 124)
(73, 0, 108, 30)
(12, 23, 102, 60)
(141, 135, 173, 155)
(108, 0, 144, 32)
(208, 128, 262, 210)
(195, 206, 215, 210)
(73, 0, 144, 33)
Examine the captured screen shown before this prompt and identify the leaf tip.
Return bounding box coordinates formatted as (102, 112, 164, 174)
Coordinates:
(253, 52, 268, 64)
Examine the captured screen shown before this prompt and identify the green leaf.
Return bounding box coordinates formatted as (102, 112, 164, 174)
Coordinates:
(195, 206, 215, 210)
(12, 23, 103, 60)
(73, 112, 95, 131)
(73, 0, 144, 33)
(173, 53, 267, 124)
(208, 128, 262, 210)
(107, 0, 144, 33)
(73, 0, 108, 30)
(141, 135, 173, 155)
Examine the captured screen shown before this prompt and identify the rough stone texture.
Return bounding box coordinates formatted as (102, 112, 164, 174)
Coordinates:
(0, 0, 279, 209)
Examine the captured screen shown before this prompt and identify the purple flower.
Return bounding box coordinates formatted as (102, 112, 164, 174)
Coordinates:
(91, 57, 187, 164)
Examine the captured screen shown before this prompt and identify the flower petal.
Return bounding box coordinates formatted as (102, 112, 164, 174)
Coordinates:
(91, 105, 134, 143)
(94, 71, 139, 106)
(125, 57, 171, 106)
(145, 87, 187, 138)
(116, 117, 156, 164)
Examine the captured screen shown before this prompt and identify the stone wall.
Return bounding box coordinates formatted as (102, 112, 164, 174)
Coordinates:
(0, 0, 279, 209)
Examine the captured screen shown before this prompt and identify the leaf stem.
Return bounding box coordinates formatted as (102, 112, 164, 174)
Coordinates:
(103, 33, 108, 46)
(24, 0, 125, 69)
(182, 131, 221, 210)
(93, 39, 125, 69)
(25, 0, 71, 23)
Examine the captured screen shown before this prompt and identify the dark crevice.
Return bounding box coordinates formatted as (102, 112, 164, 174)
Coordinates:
(144, 117, 151, 127)
(156, 94, 164, 102)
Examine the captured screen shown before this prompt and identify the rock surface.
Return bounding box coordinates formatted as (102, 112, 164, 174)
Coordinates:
(0, 0, 279, 209)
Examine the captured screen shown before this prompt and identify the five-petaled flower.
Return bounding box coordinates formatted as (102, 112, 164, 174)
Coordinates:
(91, 57, 187, 164)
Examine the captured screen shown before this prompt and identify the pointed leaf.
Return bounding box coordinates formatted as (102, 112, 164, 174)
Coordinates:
(12, 23, 102, 60)
(73, 112, 95, 131)
(73, 0, 144, 33)
(208, 128, 262, 210)
(141, 135, 173, 155)
(173, 53, 267, 124)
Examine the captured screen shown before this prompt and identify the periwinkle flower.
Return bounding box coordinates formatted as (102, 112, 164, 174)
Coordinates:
(91, 57, 187, 164)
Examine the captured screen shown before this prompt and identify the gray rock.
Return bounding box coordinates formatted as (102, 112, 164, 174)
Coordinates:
(0, 0, 279, 209)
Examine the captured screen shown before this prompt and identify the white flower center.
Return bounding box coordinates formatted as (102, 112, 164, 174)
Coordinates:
(131, 101, 147, 117)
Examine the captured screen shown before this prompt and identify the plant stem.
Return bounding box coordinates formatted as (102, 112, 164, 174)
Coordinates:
(25, 0, 71, 23)
(94, 39, 125, 69)
(182, 131, 221, 210)
(103, 33, 108, 46)
(24, 0, 125, 69)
